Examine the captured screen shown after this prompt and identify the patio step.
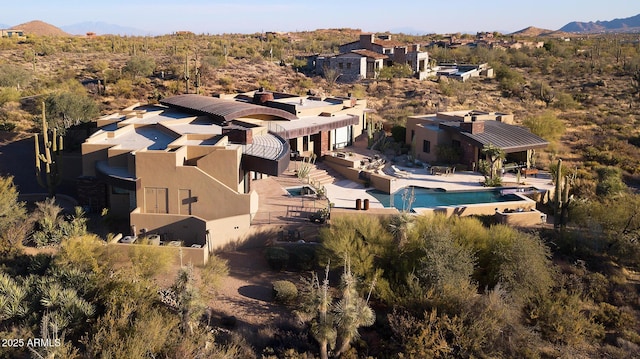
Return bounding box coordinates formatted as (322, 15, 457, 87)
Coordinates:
(309, 168, 334, 186)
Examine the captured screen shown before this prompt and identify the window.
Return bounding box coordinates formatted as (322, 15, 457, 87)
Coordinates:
(452, 139, 461, 148)
(338, 62, 343, 69)
(423, 140, 431, 153)
(346, 62, 351, 69)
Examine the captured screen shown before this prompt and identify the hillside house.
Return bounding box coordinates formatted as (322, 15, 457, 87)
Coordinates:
(1, 29, 25, 38)
(314, 33, 432, 81)
(436, 63, 494, 82)
(79, 89, 369, 249)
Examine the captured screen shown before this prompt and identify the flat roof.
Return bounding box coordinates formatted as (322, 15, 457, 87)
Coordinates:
(165, 117, 223, 136)
(101, 126, 177, 151)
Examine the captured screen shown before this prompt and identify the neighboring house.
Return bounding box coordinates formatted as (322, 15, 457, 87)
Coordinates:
(405, 110, 548, 169)
(317, 50, 387, 81)
(315, 33, 432, 81)
(80, 89, 368, 249)
(1, 29, 25, 38)
(436, 63, 494, 82)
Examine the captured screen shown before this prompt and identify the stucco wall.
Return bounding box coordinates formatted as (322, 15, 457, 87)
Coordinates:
(134, 151, 253, 221)
(81, 143, 112, 176)
(495, 209, 546, 226)
(130, 211, 207, 245)
(417, 198, 536, 218)
(205, 214, 253, 250)
(196, 147, 242, 192)
(108, 242, 209, 266)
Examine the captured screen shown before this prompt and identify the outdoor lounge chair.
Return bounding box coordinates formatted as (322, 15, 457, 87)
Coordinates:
(391, 165, 410, 178)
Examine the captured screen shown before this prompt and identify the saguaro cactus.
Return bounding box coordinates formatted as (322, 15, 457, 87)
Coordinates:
(35, 102, 63, 197)
(553, 159, 571, 228)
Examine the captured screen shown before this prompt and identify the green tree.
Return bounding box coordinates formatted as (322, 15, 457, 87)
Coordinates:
(0, 64, 31, 88)
(521, 111, 565, 143)
(480, 143, 505, 181)
(595, 166, 626, 197)
(494, 63, 525, 98)
(123, 55, 156, 80)
(416, 220, 477, 311)
(0, 176, 29, 254)
(378, 63, 413, 80)
(44, 91, 99, 131)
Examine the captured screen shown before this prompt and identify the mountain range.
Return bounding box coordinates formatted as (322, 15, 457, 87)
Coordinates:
(60, 22, 151, 36)
(3, 13, 640, 37)
(560, 13, 640, 33)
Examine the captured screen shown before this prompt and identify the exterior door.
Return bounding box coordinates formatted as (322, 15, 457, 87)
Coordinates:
(145, 187, 168, 214)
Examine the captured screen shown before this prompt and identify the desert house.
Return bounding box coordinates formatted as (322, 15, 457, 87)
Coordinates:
(79, 89, 368, 250)
(313, 33, 432, 81)
(405, 110, 549, 170)
(1, 29, 25, 38)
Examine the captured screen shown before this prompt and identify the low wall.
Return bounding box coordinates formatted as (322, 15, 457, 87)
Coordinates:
(323, 158, 394, 194)
(495, 209, 547, 226)
(323, 159, 361, 182)
(323, 154, 358, 168)
(415, 197, 536, 218)
(330, 207, 399, 221)
(369, 172, 393, 194)
(108, 242, 209, 266)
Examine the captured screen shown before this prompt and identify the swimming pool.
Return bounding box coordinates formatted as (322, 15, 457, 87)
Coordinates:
(367, 186, 533, 212)
(286, 186, 316, 196)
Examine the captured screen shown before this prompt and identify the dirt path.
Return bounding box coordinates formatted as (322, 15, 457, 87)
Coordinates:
(210, 248, 303, 331)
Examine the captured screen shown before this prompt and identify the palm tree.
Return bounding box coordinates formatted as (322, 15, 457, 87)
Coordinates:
(387, 213, 415, 249)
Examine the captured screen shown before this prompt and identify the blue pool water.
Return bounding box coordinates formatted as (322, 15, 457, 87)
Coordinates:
(367, 186, 530, 211)
(286, 186, 315, 196)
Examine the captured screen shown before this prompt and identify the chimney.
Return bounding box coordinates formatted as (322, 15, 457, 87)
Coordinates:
(460, 120, 485, 134)
(253, 88, 274, 105)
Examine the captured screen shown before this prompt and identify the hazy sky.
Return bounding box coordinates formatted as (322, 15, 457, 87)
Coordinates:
(2, 0, 639, 35)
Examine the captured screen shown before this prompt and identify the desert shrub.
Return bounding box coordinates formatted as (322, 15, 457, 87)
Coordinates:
(264, 246, 289, 271)
(593, 302, 636, 330)
(595, 166, 626, 197)
(553, 91, 580, 110)
(390, 125, 406, 143)
(522, 111, 565, 143)
(482, 176, 502, 187)
(272, 280, 298, 304)
(111, 79, 134, 98)
(436, 144, 462, 164)
(123, 55, 156, 80)
(0, 64, 30, 88)
(525, 289, 604, 345)
(0, 121, 16, 132)
(0, 87, 21, 106)
(583, 272, 610, 303)
(289, 245, 316, 271)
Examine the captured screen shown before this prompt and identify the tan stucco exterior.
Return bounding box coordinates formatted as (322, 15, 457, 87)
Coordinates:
(81, 91, 367, 251)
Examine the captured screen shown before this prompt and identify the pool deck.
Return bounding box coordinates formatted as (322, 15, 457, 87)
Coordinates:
(323, 166, 555, 209)
(252, 134, 555, 217)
